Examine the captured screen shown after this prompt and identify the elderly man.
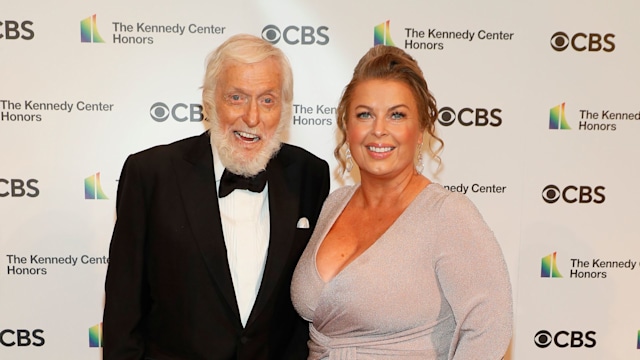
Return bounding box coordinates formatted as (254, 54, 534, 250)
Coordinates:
(103, 34, 330, 360)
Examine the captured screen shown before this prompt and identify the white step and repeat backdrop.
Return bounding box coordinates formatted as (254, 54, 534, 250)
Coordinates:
(2, 0, 639, 358)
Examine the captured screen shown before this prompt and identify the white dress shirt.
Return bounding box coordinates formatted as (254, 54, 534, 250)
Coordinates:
(211, 144, 270, 327)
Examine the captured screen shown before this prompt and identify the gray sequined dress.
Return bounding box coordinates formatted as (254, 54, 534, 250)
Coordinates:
(291, 184, 512, 359)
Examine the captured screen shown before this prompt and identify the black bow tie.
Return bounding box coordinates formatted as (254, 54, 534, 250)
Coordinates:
(218, 169, 267, 198)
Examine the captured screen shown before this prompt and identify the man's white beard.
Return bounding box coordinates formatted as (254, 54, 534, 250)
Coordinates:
(209, 117, 286, 177)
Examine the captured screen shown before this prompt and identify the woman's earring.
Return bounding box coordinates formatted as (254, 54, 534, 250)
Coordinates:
(346, 148, 353, 172)
(415, 143, 424, 174)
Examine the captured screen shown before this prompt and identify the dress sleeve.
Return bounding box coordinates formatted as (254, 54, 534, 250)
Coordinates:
(433, 193, 513, 359)
(103, 155, 149, 360)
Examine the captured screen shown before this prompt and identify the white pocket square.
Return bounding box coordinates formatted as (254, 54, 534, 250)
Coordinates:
(296, 217, 310, 229)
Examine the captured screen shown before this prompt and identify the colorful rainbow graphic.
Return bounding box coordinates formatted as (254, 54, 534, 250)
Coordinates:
(81, 14, 104, 43)
(541, 252, 563, 278)
(85, 172, 108, 200)
(89, 322, 103, 347)
(549, 102, 571, 130)
(374, 20, 394, 46)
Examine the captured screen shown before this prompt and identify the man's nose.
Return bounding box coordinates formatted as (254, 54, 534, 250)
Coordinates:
(243, 99, 259, 127)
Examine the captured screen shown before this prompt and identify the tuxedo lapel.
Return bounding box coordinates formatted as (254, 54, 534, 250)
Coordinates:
(172, 133, 241, 323)
(246, 154, 299, 326)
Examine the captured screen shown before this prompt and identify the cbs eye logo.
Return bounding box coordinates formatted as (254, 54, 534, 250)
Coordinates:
(534, 330, 596, 348)
(437, 107, 502, 127)
(534, 330, 553, 348)
(261, 24, 329, 45)
(542, 185, 605, 204)
(149, 102, 203, 122)
(550, 31, 615, 52)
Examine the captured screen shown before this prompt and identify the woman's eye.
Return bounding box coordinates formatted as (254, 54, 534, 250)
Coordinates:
(356, 112, 371, 119)
(391, 111, 405, 120)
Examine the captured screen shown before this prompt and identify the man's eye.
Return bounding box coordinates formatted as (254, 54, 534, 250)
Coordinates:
(260, 95, 279, 106)
(227, 94, 246, 103)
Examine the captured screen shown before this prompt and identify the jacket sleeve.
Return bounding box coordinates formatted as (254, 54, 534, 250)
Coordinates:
(103, 155, 150, 360)
(285, 157, 330, 359)
(315, 160, 331, 224)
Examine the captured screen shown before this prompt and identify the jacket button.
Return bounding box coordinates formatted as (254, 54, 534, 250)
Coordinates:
(240, 336, 249, 344)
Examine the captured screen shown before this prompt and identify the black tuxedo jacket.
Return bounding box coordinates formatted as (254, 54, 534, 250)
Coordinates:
(103, 132, 330, 360)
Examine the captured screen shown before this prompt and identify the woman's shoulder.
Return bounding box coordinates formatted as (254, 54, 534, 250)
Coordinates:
(423, 184, 492, 237)
(317, 185, 357, 215)
(424, 183, 475, 209)
(327, 184, 358, 202)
